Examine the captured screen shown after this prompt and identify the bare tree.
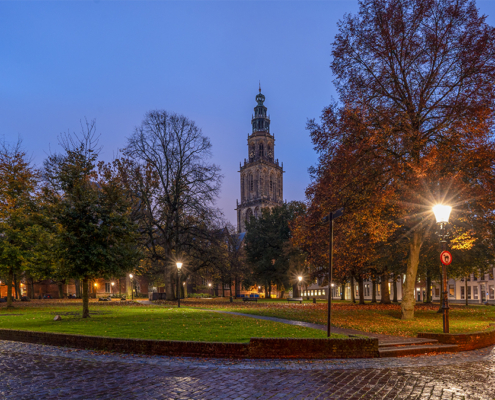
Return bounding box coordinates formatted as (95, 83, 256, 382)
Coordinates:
(123, 111, 223, 299)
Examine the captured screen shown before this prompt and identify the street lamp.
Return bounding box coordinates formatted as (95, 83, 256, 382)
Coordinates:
(433, 204, 452, 333)
(129, 274, 134, 300)
(208, 282, 212, 297)
(298, 276, 302, 298)
(176, 262, 182, 308)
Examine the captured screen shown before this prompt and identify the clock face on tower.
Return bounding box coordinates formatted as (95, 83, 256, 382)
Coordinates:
(250, 151, 254, 158)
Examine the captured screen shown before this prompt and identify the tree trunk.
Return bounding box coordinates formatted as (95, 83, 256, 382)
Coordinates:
(426, 273, 432, 303)
(82, 278, 90, 318)
(268, 283, 272, 299)
(465, 278, 468, 306)
(165, 264, 174, 300)
(341, 283, 345, 300)
(371, 278, 377, 303)
(13, 274, 18, 299)
(437, 286, 444, 313)
(357, 276, 365, 305)
(75, 279, 81, 298)
(30, 278, 35, 299)
(222, 276, 225, 298)
(380, 272, 391, 304)
(393, 275, 398, 303)
(7, 268, 13, 308)
(401, 231, 422, 319)
(280, 290, 285, 299)
(57, 282, 64, 299)
(350, 276, 356, 303)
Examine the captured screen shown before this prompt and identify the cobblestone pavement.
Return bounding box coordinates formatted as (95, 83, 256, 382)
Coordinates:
(1, 340, 495, 399)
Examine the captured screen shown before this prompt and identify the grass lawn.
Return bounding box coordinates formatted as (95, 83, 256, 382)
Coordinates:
(158, 298, 495, 337)
(0, 302, 344, 342)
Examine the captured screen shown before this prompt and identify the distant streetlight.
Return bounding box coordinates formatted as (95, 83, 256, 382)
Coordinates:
(208, 282, 212, 297)
(176, 262, 182, 308)
(129, 274, 134, 300)
(433, 204, 452, 333)
(298, 276, 303, 298)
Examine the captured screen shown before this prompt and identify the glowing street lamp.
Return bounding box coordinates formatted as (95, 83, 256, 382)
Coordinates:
(298, 276, 303, 298)
(433, 204, 452, 333)
(176, 262, 182, 308)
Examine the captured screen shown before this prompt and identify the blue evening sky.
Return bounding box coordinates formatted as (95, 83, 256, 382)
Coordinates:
(2, 1, 495, 225)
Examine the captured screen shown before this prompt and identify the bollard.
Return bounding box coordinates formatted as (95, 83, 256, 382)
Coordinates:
(313, 297, 316, 304)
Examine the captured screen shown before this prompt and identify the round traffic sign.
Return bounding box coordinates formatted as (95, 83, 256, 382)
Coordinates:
(440, 250, 452, 266)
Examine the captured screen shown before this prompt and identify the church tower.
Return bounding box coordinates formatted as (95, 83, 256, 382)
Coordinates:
(237, 87, 284, 233)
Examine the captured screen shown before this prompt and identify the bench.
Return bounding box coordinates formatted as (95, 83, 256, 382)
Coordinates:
(287, 298, 303, 304)
(242, 298, 258, 302)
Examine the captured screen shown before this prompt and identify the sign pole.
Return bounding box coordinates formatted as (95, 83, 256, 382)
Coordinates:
(322, 207, 342, 338)
(327, 213, 333, 337)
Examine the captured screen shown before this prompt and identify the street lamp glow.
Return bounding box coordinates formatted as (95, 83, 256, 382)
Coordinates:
(94, 283, 97, 287)
(208, 283, 212, 287)
(433, 204, 452, 224)
(176, 262, 182, 270)
(129, 274, 133, 279)
(111, 282, 115, 286)
(331, 283, 334, 287)
(298, 276, 302, 282)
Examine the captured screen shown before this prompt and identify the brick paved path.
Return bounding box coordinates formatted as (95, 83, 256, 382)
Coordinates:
(1, 340, 495, 399)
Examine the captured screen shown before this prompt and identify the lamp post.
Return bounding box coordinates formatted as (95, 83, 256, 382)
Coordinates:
(129, 274, 134, 300)
(208, 282, 212, 297)
(111, 282, 114, 295)
(433, 204, 452, 333)
(176, 262, 182, 308)
(298, 276, 302, 298)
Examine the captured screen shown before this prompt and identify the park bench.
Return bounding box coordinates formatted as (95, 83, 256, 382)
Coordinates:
(242, 297, 258, 302)
(287, 297, 303, 304)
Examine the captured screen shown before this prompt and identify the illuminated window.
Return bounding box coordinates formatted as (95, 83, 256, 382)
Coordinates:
(449, 285, 455, 297)
(474, 286, 479, 300)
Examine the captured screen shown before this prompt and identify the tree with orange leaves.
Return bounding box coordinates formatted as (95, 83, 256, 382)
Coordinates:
(294, 0, 495, 319)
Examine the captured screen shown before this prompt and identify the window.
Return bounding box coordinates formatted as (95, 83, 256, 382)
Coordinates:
(490, 286, 495, 300)
(468, 286, 472, 300)
(474, 274, 478, 281)
(449, 285, 455, 297)
(474, 286, 479, 300)
(322, 290, 326, 296)
(318, 290, 322, 296)
(224, 283, 230, 289)
(250, 175, 254, 191)
(377, 285, 381, 296)
(468, 275, 471, 281)
(105, 283, 111, 293)
(435, 287, 440, 297)
(461, 286, 465, 299)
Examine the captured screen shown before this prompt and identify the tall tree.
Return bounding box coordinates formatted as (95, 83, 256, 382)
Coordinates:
(122, 111, 222, 300)
(43, 121, 141, 317)
(308, 0, 495, 319)
(0, 139, 39, 307)
(245, 202, 306, 294)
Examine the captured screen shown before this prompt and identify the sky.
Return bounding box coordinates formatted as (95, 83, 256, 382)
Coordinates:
(2, 0, 495, 225)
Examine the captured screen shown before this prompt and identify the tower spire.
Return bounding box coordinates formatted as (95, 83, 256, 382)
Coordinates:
(259, 81, 261, 93)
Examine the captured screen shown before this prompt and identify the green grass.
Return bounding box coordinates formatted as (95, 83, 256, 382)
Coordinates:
(160, 298, 495, 337)
(0, 303, 345, 342)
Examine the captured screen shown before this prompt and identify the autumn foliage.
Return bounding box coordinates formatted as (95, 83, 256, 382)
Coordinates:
(292, 0, 495, 319)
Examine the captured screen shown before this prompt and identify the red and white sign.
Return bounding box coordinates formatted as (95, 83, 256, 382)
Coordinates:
(440, 250, 452, 266)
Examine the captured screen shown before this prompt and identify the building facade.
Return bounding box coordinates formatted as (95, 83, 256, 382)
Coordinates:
(301, 269, 495, 305)
(237, 87, 284, 232)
